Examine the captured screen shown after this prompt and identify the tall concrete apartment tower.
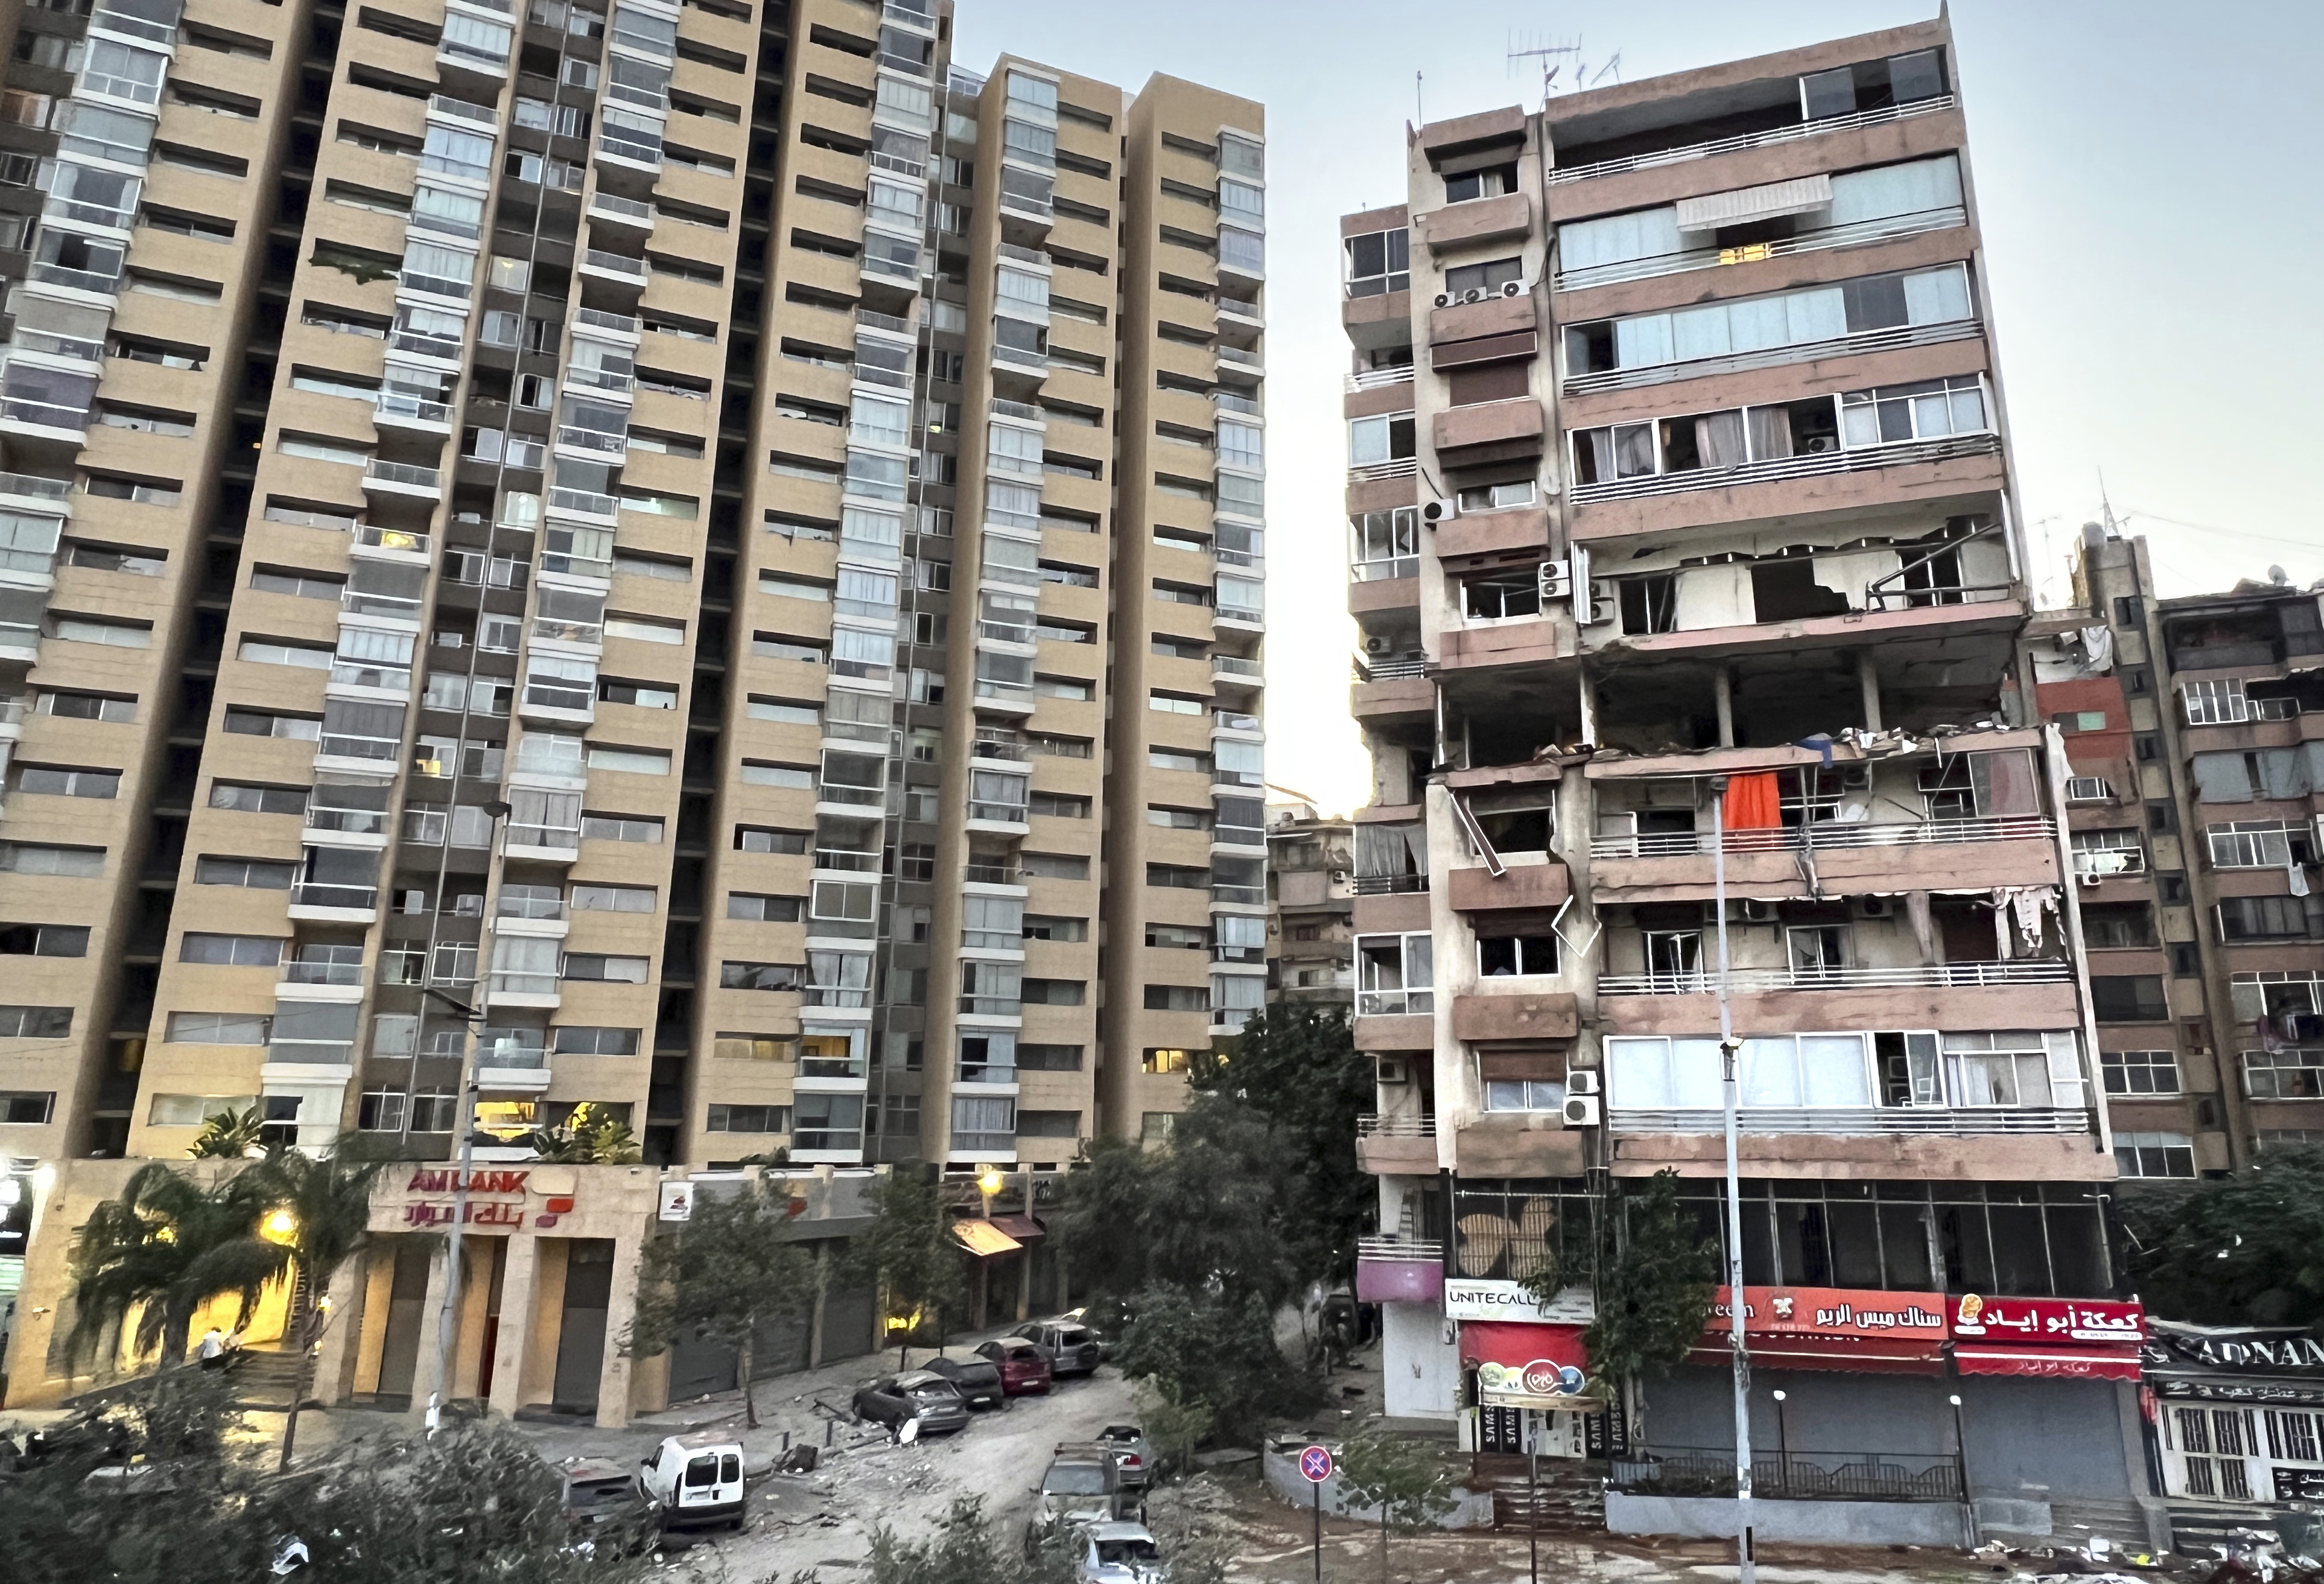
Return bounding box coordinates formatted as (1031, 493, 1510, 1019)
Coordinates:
(1342, 19, 2158, 1537)
(0, 0, 1263, 1202)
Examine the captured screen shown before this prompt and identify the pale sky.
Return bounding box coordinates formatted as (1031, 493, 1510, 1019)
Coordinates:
(951, 1, 2324, 816)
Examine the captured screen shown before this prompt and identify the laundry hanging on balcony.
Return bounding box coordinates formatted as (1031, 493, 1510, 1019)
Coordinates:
(1721, 771, 1782, 830)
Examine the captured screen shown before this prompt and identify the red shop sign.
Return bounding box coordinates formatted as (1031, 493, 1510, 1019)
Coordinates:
(1459, 1320, 1592, 1406)
(1690, 1287, 1949, 1375)
(1949, 1294, 2144, 1347)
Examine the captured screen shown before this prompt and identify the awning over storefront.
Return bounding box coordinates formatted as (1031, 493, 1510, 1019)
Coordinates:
(1459, 1319, 1594, 1408)
(1955, 1343, 2141, 1380)
(952, 1220, 1021, 1258)
(988, 1213, 1043, 1241)
(1687, 1286, 1949, 1375)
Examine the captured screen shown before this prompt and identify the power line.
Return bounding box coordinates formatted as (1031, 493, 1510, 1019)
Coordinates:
(2119, 509, 2324, 556)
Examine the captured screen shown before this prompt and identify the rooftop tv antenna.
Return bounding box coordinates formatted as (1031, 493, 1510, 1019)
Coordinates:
(1508, 31, 1622, 107)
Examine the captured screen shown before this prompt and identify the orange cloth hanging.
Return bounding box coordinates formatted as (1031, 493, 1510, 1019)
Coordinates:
(1722, 771, 1783, 830)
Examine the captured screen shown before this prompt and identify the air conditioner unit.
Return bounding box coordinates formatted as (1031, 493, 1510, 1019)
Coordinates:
(1561, 1093, 1601, 1128)
(1538, 561, 1572, 603)
(1421, 498, 1456, 525)
(1432, 290, 1455, 309)
(1376, 1055, 1411, 1085)
(1581, 577, 1617, 626)
(1461, 286, 1490, 305)
(1364, 635, 1394, 656)
(1855, 895, 1894, 920)
(2079, 871, 2104, 887)
(1566, 1070, 1601, 1098)
(1499, 279, 1525, 298)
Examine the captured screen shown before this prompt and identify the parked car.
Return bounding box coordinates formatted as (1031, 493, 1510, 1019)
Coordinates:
(973, 1336, 1054, 1396)
(1075, 1521, 1163, 1584)
(1010, 1318, 1102, 1378)
(921, 1353, 1006, 1410)
(1093, 1425, 1152, 1491)
(637, 1434, 746, 1532)
(851, 1370, 971, 1436)
(1033, 1442, 1127, 1533)
(1061, 1300, 1129, 1360)
(557, 1456, 653, 1550)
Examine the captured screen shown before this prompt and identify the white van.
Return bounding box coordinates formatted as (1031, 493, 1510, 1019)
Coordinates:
(637, 1433, 747, 1532)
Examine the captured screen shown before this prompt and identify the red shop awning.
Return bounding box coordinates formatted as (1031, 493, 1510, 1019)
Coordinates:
(1687, 1334, 1946, 1375)
(1954, 1343, 2142, 1381)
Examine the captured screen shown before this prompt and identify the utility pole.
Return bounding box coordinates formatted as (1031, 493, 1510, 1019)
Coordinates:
(1710, 775, 1753, 1584)
(422, 801, 509, 1434)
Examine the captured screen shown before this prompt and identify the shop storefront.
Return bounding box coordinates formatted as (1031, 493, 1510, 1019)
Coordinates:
(1447, 1278, 1618, 1458)
(2147, 1321, 2324, 1504)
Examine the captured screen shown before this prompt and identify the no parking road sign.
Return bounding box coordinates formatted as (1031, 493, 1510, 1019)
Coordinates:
(1298, 1445, 1335, 1483)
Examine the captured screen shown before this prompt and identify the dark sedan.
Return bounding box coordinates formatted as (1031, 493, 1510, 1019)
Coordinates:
(851, 1370, 971, 1436)
(921, 1353, 1006, 1410)
(972, 1336, 1054, 1396)
(1009, 1319, 1102, 1378)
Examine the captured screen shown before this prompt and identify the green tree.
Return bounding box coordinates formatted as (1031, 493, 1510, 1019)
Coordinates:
(1587, 1169, 1720, 1388)
(0, 1370, 649, 1584)
(849, 1168, 964, 1366)
(863, 1498, 1075, 1584)
(1193, 1003, 1371, 1290)
(1134, 1379, 1215, 1483)
(213, 1140, 388, 1470)
(1111, 1285, 1318, 1444)
(1335, 1424, 1458, 1584)
(2119, 1145, 2324, 1324)
(185, 1107, 262, 1160)
(623, 1176, 815, 1428)
(529, 1101, 643, 1163)
(66, 1163, 268, 1374)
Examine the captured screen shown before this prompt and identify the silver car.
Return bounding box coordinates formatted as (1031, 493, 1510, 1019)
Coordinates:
(1077, 1521, 1163, 1584)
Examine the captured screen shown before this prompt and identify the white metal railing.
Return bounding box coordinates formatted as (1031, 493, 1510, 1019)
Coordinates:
(1357, 989, 1433, 1017)
(1348, 458, 1417, 483)
(577, 307, 638, 336)
(375, 391, 451, 425)
(1354, 657, 1427, 682)
(1598, 959, 2074, 996)
(1563, 319, 1983, 398)
(1345, 365, 1416, 393)
(1356, 1115, 1438, 1139)
(1358, 1236, 1443, 1262)
(1550, 96, 1958, 185)
(589, 191, 652, 221)
(364, 459, 441, 491)
(1554, 206, 1967, 293)
(582, 248, 646, 278)
(1569, 431, 1999, 506)
(1592, 814, 2052, 860)
(1610, 1103, 2090, 1136)
(429, 94, 497, 124)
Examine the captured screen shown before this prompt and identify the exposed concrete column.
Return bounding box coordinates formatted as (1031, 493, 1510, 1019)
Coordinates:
(404, 1239, 455, 1425)
(487, 1233, 540, 1420)
(1858, 650, 1883, 731)
(592, 1233, 643, 1429)
(807, 1243, 829, 1367)
(1713, 667, 1736, 748)
(308, 1256, 369, 1407)
(1015, 1171, 1033, 1322)
(1575, 663, 1596, 748)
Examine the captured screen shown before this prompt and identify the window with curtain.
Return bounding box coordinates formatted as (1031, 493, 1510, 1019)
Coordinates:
(1557, 206, 1683, 271)
(1824, 155, 1963, 225)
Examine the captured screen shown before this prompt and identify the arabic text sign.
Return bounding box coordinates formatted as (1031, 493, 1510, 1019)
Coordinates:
(1706, 1286, 1949, 1341)
(1951, 1294, 2144, 1346)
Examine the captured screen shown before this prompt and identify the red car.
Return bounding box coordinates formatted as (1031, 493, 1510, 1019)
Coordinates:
(973, 1336, 1053, 1396)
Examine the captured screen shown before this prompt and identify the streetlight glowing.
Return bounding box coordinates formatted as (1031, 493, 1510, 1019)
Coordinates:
(977, 1168, 1005, 1196)
(264, 1210, 297, 1239)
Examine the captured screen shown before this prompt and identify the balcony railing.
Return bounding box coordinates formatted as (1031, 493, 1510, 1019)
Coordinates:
(282, 955, 364, 986)
(1598, 959, 2074, 996)
(1592, 814, 2053, 860)
(1609, 1105, 2091, 1136)
(582, 248, 647, 279)
(577, 307, 639, 337)
(1549, 95, 1959, 185)
(1355, 1115, 1437, 1139)
(1345, 366, 1415, 393)
(1356, 989, 1432, 1017)
(364, 459, 442, 492)
(1348, 458, 1417, 483)
(0, 470, 71, 501)
(1569, 431, 1999, 506)
(1212, 655, 1262, 680)
(1554, 205, 1967, 292)
(1353, 657, 1427, 683)
(1351, 873, 1427, 895)
(429, 93, 497, 124)
(1357, 1236, 1443, 1261)
(291, 882, 378, 911)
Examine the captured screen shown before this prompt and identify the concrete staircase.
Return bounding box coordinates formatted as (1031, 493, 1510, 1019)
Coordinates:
(225, 1349, 308, 1410)
(2167, 1497, 2287, 1556)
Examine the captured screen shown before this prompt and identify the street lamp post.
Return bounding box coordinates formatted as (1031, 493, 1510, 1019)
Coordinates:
(421, 800, 509, 1435)
(1710, 774, 1754, 1584)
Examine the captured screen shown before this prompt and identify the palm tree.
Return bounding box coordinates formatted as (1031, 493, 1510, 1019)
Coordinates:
(66, 1162, 269, 1376)
(527, 1102, 643, 1163)
(186, 1106, 263, 1159)
(218, 1141, 387, 1471)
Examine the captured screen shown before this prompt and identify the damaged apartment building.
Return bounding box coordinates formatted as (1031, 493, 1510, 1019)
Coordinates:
(1345, 17, 2162, 1545)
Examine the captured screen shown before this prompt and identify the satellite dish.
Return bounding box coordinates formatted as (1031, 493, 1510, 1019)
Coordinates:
(899, 1417, 921, 1446)
(2271, 564, 2290, 586)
